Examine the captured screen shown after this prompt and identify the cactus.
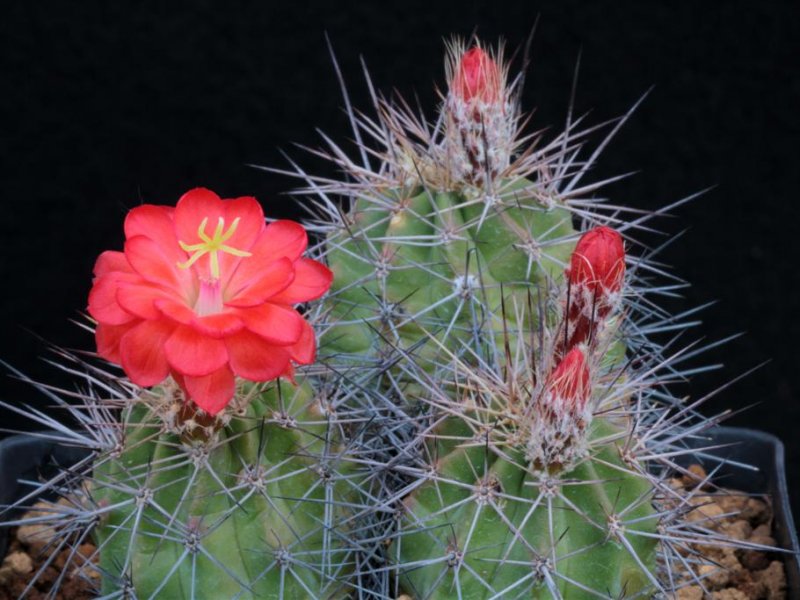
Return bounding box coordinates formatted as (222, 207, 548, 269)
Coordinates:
(391, 227, 662, 598)
(91, 379, 350, 599)
(295, 39, 781, 599)
(0, 36, 785, 600)
(0, 189, 357, 598)
(319, 44, 578, 369)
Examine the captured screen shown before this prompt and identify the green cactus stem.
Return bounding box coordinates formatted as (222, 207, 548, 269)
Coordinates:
(92, 379, 350, 599)
(323, 180, 577, 365)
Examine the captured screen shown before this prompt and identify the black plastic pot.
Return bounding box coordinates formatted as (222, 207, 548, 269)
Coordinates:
(1, 427, 798, 593)
(681, 426, 800, 593)
(0, 434, 90, 560)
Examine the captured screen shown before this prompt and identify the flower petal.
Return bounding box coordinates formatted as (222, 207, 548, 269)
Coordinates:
(174, 188, 225, 250)
(260, 220, 309, 261)
(192, 312, 245, 338)
(224, 222, 306, 297)
(237, 303, 303, 345)
(225, 257, 295, 307)
(155, 298, 196, 326)
(165, 325, 229, 377)
(117, 282, 173, 320)
(289, 319, 316, 365)
(95, 322, 135, 364)
(124, 204, 183, 262)
(269, 258, 332, 304)
(93, 250, 132, 277)
(199, 196, 266, 285)
(222, 196, 265, 251)
(125, 235, 192, 293)
(88, 273, 137, 325)
(226, 330, 291, 381)
(119, 320, 175, 386)
(182, 366, 235, 415)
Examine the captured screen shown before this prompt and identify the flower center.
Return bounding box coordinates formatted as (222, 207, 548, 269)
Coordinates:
(194, 279, 224, 316)
(177, 216, 252, 280)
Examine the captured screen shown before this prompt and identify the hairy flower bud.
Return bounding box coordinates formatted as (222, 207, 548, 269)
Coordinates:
(451, 47, 501, 103)
(527, 348, 593, 471)
(445, 44, 512, 188)
(568, 226, 626, 295)
(545, 347, 591, 412)
(559, 226, 626, 354)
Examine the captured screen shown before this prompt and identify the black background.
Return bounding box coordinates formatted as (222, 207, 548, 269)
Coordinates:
(1, 2, 798, 517)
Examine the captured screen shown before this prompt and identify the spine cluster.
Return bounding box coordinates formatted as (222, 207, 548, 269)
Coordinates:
(445, 45, 513, 188)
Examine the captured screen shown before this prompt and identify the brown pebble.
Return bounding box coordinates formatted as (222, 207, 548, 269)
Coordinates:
(1, 525, 97, 599)
(0, 551, 34, 586)
(721, 519, 753, 541)
(757, 560, 787, 599)
(4, 552, 32, 576)
(716, 493, 749, 514)
(740, 532, 777, 571)
(742, 498, 769, 524)
(53, 550, 68, 570)
(751, 524, 772, 538)
(698, 546, 742, 590)
(669, 477, 685, 490)
(13, 498, 76, 556)
(15, 521, 52, 552)
(726, 547, 745, 574)
(730, 568, 766, 599)
(659, 482, 785, 599)
(739, 549, 770, 571)
(683, 464, 708, 488)
(699, 563, 730, 589)
(696, 542, 726, 562)
(710, 589, 749, 600)
(675, 585, 703, 600)
(76, 543, 95, 560)
(75, 544, 101, 580)
(687, 496, 725, 523)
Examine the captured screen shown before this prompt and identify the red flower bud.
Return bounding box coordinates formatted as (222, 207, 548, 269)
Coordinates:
(527, 347, 592, 470)
(568, 226, 625, 295)
(557, 226, 626, 355)
(528, 347, 592, 470)
(451, 47, 501, 103)
(445, 45, 509, 187)
(545, 348, 591, 412)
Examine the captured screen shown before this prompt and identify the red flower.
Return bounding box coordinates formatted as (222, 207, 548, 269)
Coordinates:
(88, 188, 332, 415)
(451, 46, 501, 103)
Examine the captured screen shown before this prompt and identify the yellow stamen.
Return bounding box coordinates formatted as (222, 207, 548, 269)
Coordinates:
(177, 216, 252, 279)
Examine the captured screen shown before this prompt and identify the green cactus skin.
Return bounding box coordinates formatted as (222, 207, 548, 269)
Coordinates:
(322, 178, 576, 364)
(397, 419, 659, 599)
(92, 380, 349, 599)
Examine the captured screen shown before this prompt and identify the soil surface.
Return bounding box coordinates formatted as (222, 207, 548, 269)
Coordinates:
(0, 501, 96, 600)
(672, 465, 788, 599)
